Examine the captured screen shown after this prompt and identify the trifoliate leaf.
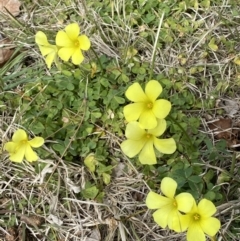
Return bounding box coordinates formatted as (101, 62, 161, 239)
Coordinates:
(84, 153, 96, 172)
(82, 186, 99, 199)
(208, 38, 218, 51)
(102, 173, 111, 185)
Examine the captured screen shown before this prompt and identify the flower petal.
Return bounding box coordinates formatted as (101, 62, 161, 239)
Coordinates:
(125, 83, 148, 102)
(121, 139, 145, 158)
(65, 23, 80, 41)
(35, 31, 50, 46)
(167, 210, 186, 232)
(188, 199, 198, 213)
(28, 137, 44, 148)
(12, 129, 27, 142)
(38, 45, 56, 57)
(187, 222, 205, 241)
(152, 206, 172, 229)
(45, 51, 57, 69)
(153, 137, 176, 154)
(125, 121, 145, 140)
(4, 142, 18, 153)
(123, 103, 145, 123)
(175, 193, 194, 213)
(58, 47, 75, 62)
(56, 31, 73, 47)
(139, 110, 157, 129)
(71, 49, 84, 65)
(148, 119, 166, 137)
(78, 35, 91, 50)
(9, 145, 25, 163)
(152, 99, 171, 119)
(161, 177, 177, 198)
(171, 213, 191, 232)
(200, 217, 221, 236)
(25, 144, 39, 162)
(146, 191, 172, 209)
(139, 139, 156, 164)
(198, 199, 217, 218)
(145, 80, 162, 102)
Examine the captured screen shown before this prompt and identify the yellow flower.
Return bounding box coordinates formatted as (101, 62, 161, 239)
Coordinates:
(123, 80, 171, 129)
(120, 119, 176, 165)
(56, 23, 91, 65)
(185, 199, 221, 241)
(4, 129, 44, 163)
(146, 177, 194, 232)
(35, 31, 58, 69)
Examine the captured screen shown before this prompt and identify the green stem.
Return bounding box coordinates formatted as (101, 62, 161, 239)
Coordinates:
(168, 114, 195, 151)
(230, 152, 236, 175)
(91, 46, 104, 72)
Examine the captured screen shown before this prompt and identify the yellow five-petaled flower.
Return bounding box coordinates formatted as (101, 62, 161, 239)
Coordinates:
(56, 23, 91, 65)
(185, 199, 221, 241)
(123, 80, 171, 129)
(35, 31, 58, 69)
(146, 177, 194, 232)
(120, 119, 176, 165)
(4, 129, 44, 163)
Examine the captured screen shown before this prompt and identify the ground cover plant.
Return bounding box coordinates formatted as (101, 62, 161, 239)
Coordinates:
(1, 0, 240, 240)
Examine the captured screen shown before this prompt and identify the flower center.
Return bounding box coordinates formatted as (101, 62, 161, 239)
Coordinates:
(21, 140, 28, 145)
(173, 200, 177, 207)
(193, 213, 200, 221)
(147, 102, 153, 109)
(74, 40, 79, 47)
(146, 134, 152, 139)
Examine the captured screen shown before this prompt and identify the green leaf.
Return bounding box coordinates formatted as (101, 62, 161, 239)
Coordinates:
(52, 143, 65, 156)
(67, 83, 75, 91)
(95, 191, 105, 202)
(97, 164, 113, 174)
(102, 173, 111, 185)
(208, 38, 218, 51)
(62, 70, 72, 77)
(203, 169, 215, 183)
(217, 172, 231, 184)
(184, 167, 193, 178)
(84, 153, 96, 172)
(204, 191, 216, 201)
(114, 96, 125, 104)
(31, 122, 45, 134)
(138, 67, 146, 75)
(188, 175, 202, 183)
(81, 186, 99, 199)
(91, 112, 102, 118)
(120, 74, 129, 82)
(160, 78, 172, 88)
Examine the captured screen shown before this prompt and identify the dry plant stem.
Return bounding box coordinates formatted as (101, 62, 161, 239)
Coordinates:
(149, 12, 164, 80)
(80, 0, 88, 14)
(1, 10, 28, 35)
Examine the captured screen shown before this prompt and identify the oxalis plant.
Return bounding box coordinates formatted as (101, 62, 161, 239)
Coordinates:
(3, 22, 222, 241)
